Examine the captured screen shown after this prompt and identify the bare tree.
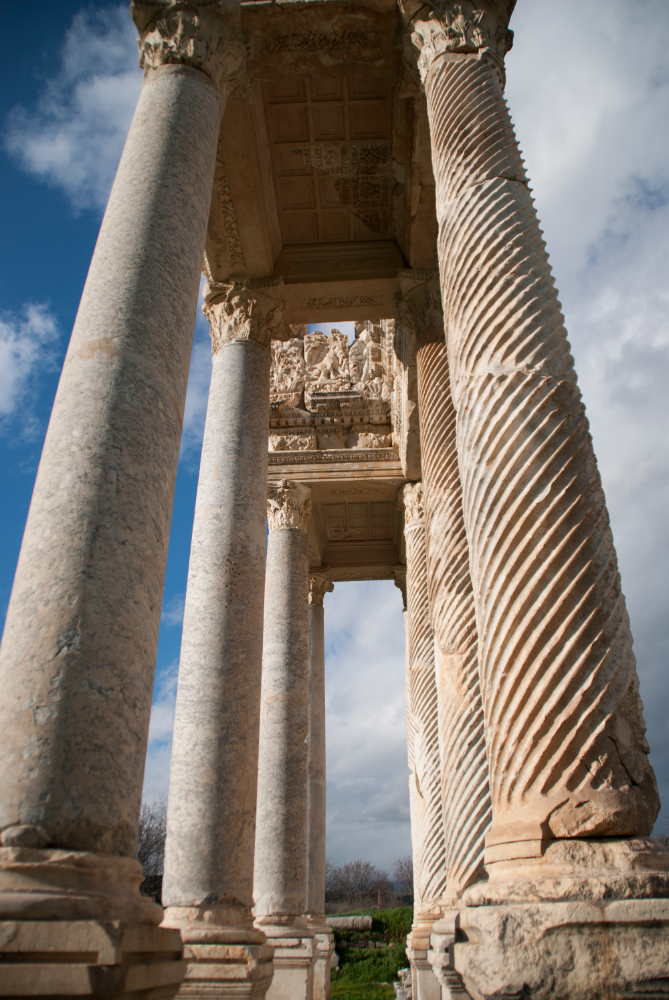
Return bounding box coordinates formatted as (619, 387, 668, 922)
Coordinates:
(136, 798, 167, 878)
(326, 860, 391, 905)
(393, 856, 414, 896)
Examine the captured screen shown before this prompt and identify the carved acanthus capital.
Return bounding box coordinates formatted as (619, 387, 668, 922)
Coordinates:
(267, 480, 312, 532)
(396, 270, 443, 338)
(406, 0, 514, 82)
(309, 575, 334, 607)
(402, 482, 425, 527)
(131, 0, 250, 99)
(203, 278, 290, 354)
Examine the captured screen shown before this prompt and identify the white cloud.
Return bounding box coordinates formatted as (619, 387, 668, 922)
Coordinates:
(161, 594, 185, 628)
(180, 291, 213, 463)
(324, 581, 411, 869)
(144, 660, 179, 803)
(4, 6, 141, 212)
(0, 304, 59, 432)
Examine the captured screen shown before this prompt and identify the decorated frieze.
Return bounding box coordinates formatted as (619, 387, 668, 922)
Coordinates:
(268, 326, 395, 459)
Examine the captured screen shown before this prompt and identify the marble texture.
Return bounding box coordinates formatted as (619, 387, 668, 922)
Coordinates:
(254, 482, 315, 1000)
(307, 575, 335, 1000)
(0, 61, 221, 864)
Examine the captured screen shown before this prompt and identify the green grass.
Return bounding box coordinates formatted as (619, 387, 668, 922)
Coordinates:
(333, 943, 408, 985)
(329, 905, 411, 997)
(331, 983, 395, 999)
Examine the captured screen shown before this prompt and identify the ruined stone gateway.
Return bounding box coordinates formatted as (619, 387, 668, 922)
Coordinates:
(1, 1, 668, 999)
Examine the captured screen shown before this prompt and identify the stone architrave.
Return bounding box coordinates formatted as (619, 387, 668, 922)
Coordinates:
(0, 2, 246, 994)
(161, 276, 290, 999)
(254, 481, 317, 1000)
(406, 1, 669, 996)
(400, 483, 446, 1000)
(307, 575, 336, 1000)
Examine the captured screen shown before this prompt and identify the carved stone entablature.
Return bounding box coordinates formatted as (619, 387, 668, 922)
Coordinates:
(131, 0, 250, 98)
(402, 482, 425, 527)
(268, 449, 397, 466)
(267, 328, 396, 459)
(267, 480, 312, 532)
(309, 575, 334, 607)
(203, 278, 290, 354)
(403, 0, 514, 82)
(269, 427, 316, 453)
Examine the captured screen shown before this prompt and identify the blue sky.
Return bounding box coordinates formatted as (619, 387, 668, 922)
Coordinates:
(1, 2, 669, 868)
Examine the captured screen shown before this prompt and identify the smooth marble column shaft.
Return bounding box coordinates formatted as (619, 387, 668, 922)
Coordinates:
(163, 339, 271, 917)
(307, 602, 327, 918)
(0, 63, 221, 863)
(254, 520, 311, 921)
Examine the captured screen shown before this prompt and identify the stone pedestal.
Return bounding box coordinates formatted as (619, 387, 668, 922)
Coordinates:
(254, 482, 316, 1000)
(309, 925, 335, 1000)
(0, 3, 245, 994)
(453, 838, 669, 1000)
(161, 279, 289, 999)
(0, 848, 185, 999)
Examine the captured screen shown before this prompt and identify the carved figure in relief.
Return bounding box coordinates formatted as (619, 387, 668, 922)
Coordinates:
(270, 338, 305, 406)
(349, 329, 387, 400)
(346, 426, 393, 449)
(269, 428, 316, 453)
(304, 330, 351, 394)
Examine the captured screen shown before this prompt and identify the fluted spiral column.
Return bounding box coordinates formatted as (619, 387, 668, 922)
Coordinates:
(399, 275, 491, 906)
(402, 483, 446, 1000)
(254, 481, 316, 1000)
(0, 2, 246, 995)
(409, 0, 659, 856)
(161, 278, 289, 999)
(407, 3, 669, 997)
(307, 575, 335, 1000)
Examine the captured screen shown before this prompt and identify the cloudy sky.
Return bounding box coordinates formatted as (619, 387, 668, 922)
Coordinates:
(0, 1, 668, 871)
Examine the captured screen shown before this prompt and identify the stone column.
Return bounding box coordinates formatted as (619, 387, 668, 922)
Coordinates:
(401, 483, 446, 1000)
(160, 278, 289, 999)
(0, 3, 246, 995)
(254, 481, 316, 1000)
(407, 2, 669, 997)
(307, 575, 335, 1000)
(399, 274, 492, 996)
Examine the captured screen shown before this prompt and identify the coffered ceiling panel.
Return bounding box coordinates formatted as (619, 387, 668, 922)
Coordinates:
(263, 75, 394, 245)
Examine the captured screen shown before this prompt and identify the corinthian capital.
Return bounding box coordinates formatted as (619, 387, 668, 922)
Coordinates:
(267, 481, 312, 533)
(203, 278, 290, 354)
(396, 269, 443, 338)
(309, 575, 334, 607)
(131, 0, 250, 98)
(401, 482, 425, 527)
(406, 0, 515, 81)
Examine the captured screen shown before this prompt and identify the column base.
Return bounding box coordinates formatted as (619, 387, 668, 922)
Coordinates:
(0, 846, 185, 999)
(254, 921, 315, 1000)
(407, 907, 444, 1000)
(426, 914, 471, 1000)
(162, 907, 274, 1000)
(453, 837, 669, 1000)
(0, 920, 185, 999)
(306, 917, 334, 1000)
